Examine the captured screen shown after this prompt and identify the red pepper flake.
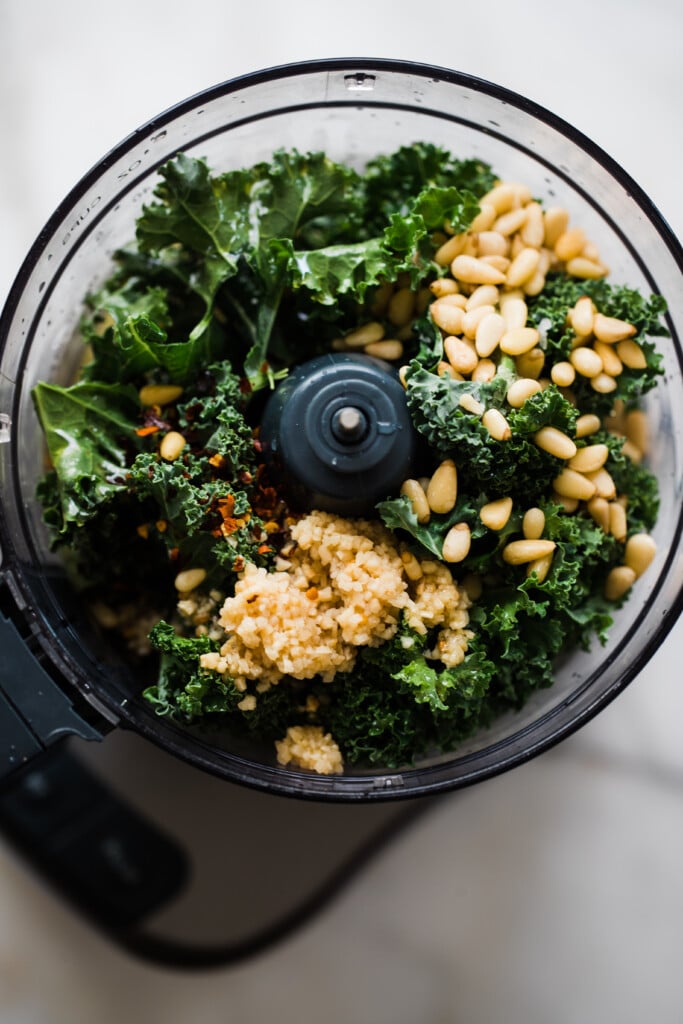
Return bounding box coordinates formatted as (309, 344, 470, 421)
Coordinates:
(136, 523, 150, 539)
(208, 453, 224, 468)
(257, 543, 273, 555)
(239, 377, 252, 395)
(135, 425, 161, 437)
(232, 556, 245, 573)
(156, 519, 168, 533)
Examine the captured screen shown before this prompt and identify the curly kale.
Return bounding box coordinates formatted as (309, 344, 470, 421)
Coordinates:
(144, 621, 241, 719)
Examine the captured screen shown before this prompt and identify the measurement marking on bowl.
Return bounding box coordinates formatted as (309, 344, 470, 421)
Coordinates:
(0, 413, 11, 443)
(344, 73, 376, 91)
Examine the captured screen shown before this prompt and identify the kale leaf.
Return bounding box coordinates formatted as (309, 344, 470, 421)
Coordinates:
(32, 380, 141, 533)
(144, 621, 241, 719)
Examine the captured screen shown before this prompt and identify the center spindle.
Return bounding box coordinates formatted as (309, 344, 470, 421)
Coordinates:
(331, 405, 369, 444)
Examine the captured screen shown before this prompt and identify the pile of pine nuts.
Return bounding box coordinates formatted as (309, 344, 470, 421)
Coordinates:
(388, 179, 658, 603)
(331, 274, 432, 363)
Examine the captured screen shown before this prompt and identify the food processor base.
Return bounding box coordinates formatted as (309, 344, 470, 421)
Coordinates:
(2, 731, 432, 967)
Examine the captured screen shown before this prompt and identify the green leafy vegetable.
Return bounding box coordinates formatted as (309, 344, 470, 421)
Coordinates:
(31, 141, 669, 773)
(144, 621, 241, 719)
(32, 380, 141, 532)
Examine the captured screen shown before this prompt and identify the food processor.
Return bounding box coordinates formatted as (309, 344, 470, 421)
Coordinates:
(1, 59, 681, 965)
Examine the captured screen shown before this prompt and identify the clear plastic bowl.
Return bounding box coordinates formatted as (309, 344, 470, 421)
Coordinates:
(1, 59, 681, 800)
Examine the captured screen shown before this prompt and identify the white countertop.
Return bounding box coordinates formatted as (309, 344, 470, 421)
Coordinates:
(1, 1, 682, 1021)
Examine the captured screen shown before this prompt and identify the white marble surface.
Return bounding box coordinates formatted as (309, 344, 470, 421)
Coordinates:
(1, 1, 682, 1021)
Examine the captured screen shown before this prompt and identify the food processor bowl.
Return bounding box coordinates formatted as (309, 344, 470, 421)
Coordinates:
(1, 59, 681, 801)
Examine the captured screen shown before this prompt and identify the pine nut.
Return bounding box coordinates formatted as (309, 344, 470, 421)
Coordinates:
(401, 550, 424, 581)
(459, 393, 485, 415)
(604, 565, 636, 601)
(175, 567, 207, 593)
(568, 296, 596, 338)
(587, 496, 610, 531)
(499, 294, 528, 331)
(494, 207, 528, 237)
(139, 384, 183, 406)
(469, 202, 497, 232)
(435, 233, 466, 266)
(590, 372, 618, 394)
(343, 321, 385, 348)
(520, 202, 544, 248)
(507, 378, 542, 408)
(442, 522, 472, 563)
(482, 408, 512, 441)
(444, 336, 479, 376)
(479, 255, 511, 274)
(526, 551, 553, 583)
(466, 285, 500, 310)
(621, 439, 643, 463)
(430, 278, 461, 298)
(431, 298, 466, 335)
(387, 287, 416, 327)
(575, 413, 602, 438)
(604, 399, 626, 434)
(510, 234, 525, 260)
(581, 241, 601, 262)
(565, 257, 608, 279)
(426, 459, 458, 514)
(463, 304, 496, 339)
(477, 231, 509, 257)
(624, 533, 657, 577)
(553, 468, 597, 501)
(570, 346, 603, 378)
(543, 207, 570, 248)
(568, 443, 609, 474)
(369, 281, 395, 316)
(537, 247, 553, 275)
(160, 431, 187, 461)
(462, 572, 483, 601)
(522, 270, 547, 297)
(500, 326, 540, 356)
(398, 365, 409, 388)
(551, 361, 576, 387)
(616, 339, 647, 369)
(480, 496, 513, 531)
(393, 321, 413, 342)
(625, 409, 648, 454)
(502, 539, 556, 565)
(608, 501, 627, 542)
(515, 347, 545, 380)
(475, 312, 506, 357)
(480, 183, 519, 215)
(400, 479, 431, 523)
(506, 247, 541, 288)
(593, 341, 623, 376)
(554, 228, 586, 262)
(584, 467, 616, 500)
(419, 288, 433, 314)
(522, 506, 545, 540)
(364, 340, 404, 361)
(593, 314, 636, 344)
(437, 361, 464, 381)
(451, 255, 507, 285)
(534, 426, 577, 460)
(471, 358, 497, 383)
(552, 492, 579, 513)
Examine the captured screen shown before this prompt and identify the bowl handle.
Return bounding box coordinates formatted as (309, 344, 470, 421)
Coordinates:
(0, 612, 189, 931)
